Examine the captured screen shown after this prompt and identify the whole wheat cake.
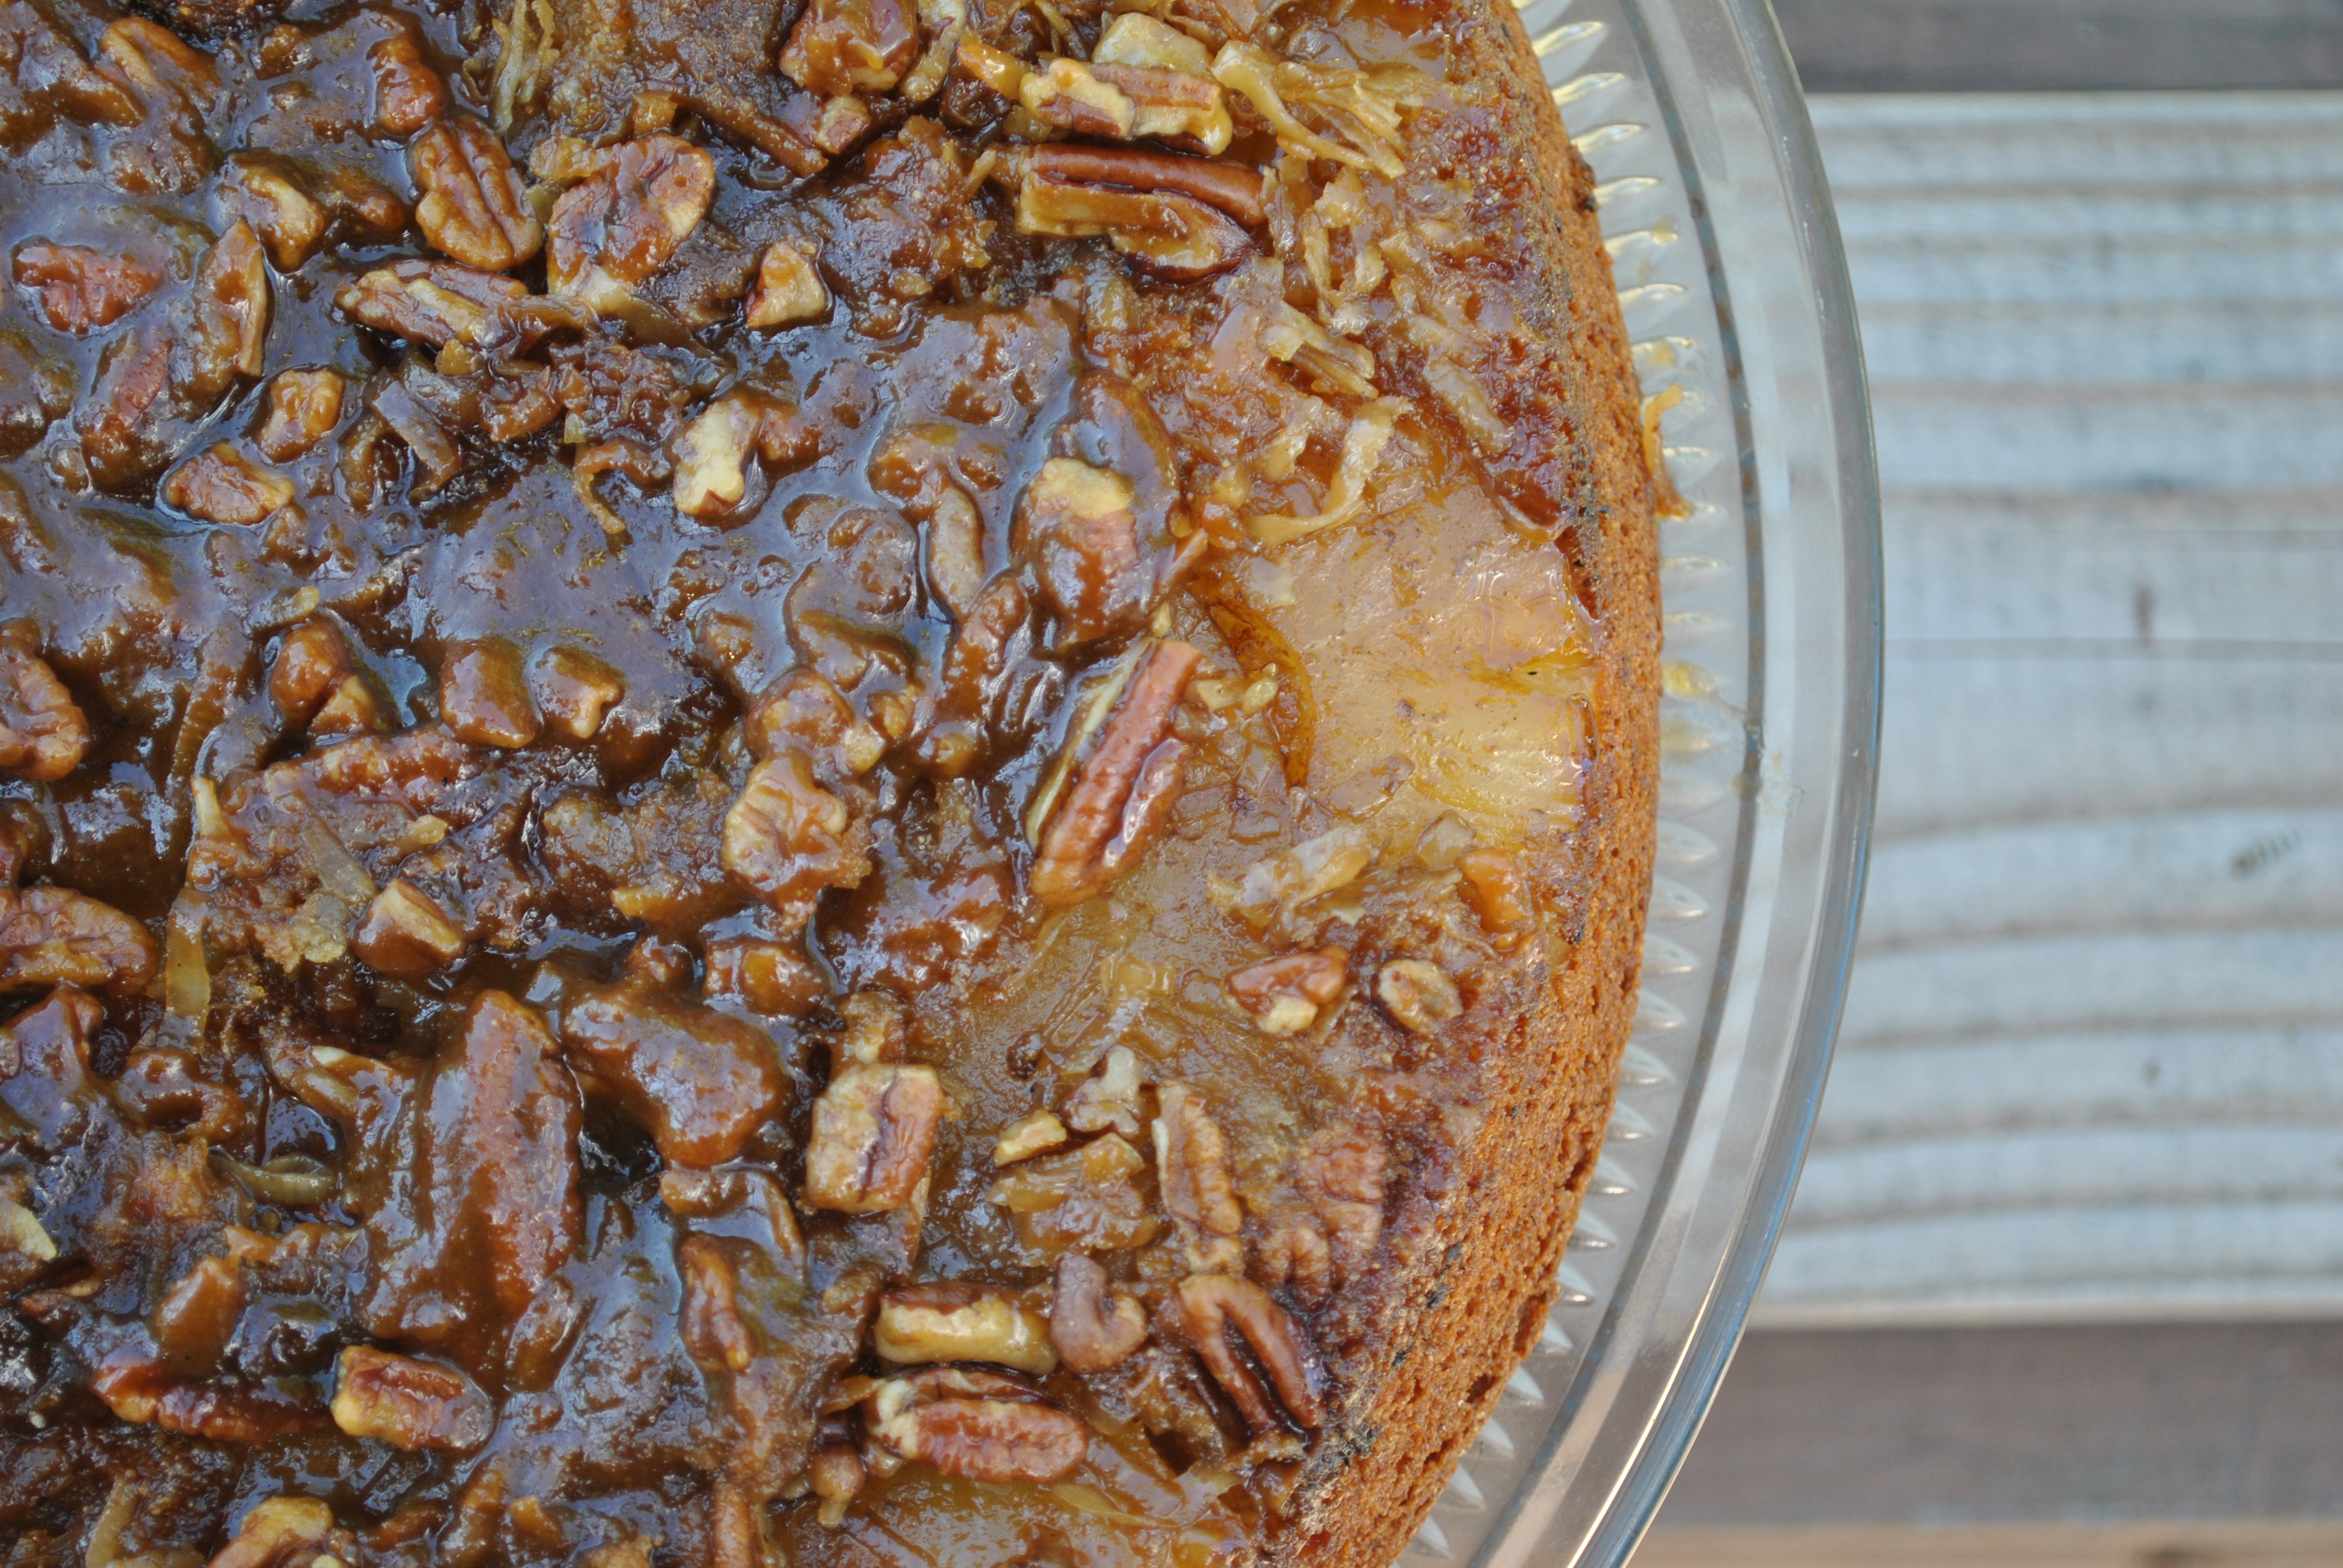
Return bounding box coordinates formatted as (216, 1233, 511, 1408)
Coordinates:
(0, 0, 1659, 1555)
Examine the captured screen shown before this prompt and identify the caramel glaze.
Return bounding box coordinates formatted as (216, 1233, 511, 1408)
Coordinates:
(0, 0, 1659, 1555)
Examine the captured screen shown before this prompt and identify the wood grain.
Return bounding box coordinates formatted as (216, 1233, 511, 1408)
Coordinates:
(1775, 0, 2343, 93)
(1757, 93, 2343, 1326)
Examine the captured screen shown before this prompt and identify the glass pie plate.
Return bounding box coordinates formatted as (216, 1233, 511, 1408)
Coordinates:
(1409, 1, 1883, 1564)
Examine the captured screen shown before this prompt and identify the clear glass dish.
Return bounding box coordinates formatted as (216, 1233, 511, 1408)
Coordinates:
(1406, 2, 1883, 1564)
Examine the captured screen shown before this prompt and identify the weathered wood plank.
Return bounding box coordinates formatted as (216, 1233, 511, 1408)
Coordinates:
(1639, 1523, 2343, 1567)
(1777, 0, 2343, 94)
(1810, 93, 2343, 188)
(1877, 656, 2343, 839)
(1860, 809, 2343, 946)
(1812, 1026, 2343, 1145)
(1758, 93, 2343, 1327)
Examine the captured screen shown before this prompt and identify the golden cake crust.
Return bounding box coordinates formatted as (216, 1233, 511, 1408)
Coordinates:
(1274, 8, 1662, 1561)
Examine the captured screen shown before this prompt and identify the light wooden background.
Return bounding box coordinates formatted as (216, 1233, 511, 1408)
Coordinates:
(1747, 90, 2343, 1330)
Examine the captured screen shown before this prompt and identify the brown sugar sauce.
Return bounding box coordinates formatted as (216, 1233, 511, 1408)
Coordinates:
(0, 0, 1621, 1555)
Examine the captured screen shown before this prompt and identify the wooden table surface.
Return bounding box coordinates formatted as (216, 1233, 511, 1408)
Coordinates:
(1625, 6, 2343, 1555)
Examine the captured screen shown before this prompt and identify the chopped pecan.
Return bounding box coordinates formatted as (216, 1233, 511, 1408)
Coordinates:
(1001, 144, 1261, 281)
(0, 885, 157, 994)
(745, 240, 830, 328)
(351, 877, 467, 976)
(875, 1282, 1057, 1375)
(0, 1181, 57, 1296)
(151, 1256, 243, 1378)
(410, 117, 542, 271)
(560, 978, 784, 1167)
(335, 260, 537, 351)
(1264, 1125, 1386, 1304)
(206, 1496, 355, 1568)
(781, 0, 919, 97)
(91, 1352, 318, 1442)
(180, 218, 270, 397)
(865, 1373, 1090, 1485)
(986, 1131, 1159, 1253)
(164, 443, 293, 526)
(834, 988, 908, 1067)
(330, 1345, 494, 1451)
(0, 642, 90, 782)
(810, 1443, 866, 1527)
(804, 1060, 942, 1214)
(678, 1234, 756, 1372)
(1214, 826, 1375, 935)
(268, 616, 385, 739)
(1375, 958, 1461, 1034)
(97, 16, 219, 108)
(531, 645, 626, 739)
(745, 667, 885, 775)
(703, 935, 826, 1016)
(993, 1108, 1067, 1165)
(1048, 1252, 1147, 1374)
(216, 154, 326, 269)
(369, 30, 446, 137)
(439, 637, 540, 749)
(1154, 1083, 1245, 1275)
(1455, 848, 1533, 937)
(671, 389, 782, 518)
(1170, 1272, 1324, 1433)
(10, 241, 162, 333)
(1021, 21, 1232, 156)
(722, 749, 871, 925)
(1031, 639, 1198, 907)
(1063, 1045, 1143, 1138)
(923, 483, 986, 620)
(1227, 947, 1348, 1036)
(660, 1165, 807, 1278)
(255, 369, 346, 462)
(545, 134, 716, 310)
(1298, 1126, 1384, 1271)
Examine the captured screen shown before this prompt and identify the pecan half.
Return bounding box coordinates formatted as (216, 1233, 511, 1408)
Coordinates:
(1031, 639, 1198, 907)
(865, 1373, 1090, 1485)
(1226, 947, 1348, 1036)
(335, 260, 538, 351)
(255, 369, 346, 462)
(0, 885, 157, 994)
(803, 1061, 942, 1214)
(163, 443, 293, 526)
(875, 1282, 1057, 1375)
(0, 642, 90, 782)
(1017, 168, 1248, 283)
(1376, 958, 1462, 1034)
(330, 1345, 494, 1451)
(1170, 1272, 1324, 1433)
(411, 117, 542, 271)
(1048, 1253, 1147, 1374)
(10, 241, 162, 333)
(545, 135, 716, 311)
(1153, 1082, 1244, 1274)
